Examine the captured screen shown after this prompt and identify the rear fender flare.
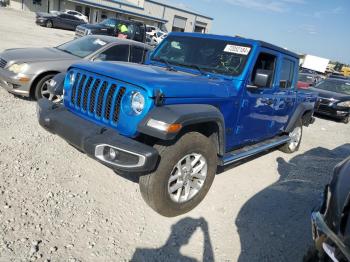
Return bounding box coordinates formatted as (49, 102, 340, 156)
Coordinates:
(285, 102, 314, 132)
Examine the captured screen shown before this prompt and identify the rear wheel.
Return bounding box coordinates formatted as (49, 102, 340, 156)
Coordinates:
(33, 74, 56, 100)
(139, 132, 217, 217)
(342, 116, 349, 124)
(279, 118, 303, 153)
(46, 20, 53, 28)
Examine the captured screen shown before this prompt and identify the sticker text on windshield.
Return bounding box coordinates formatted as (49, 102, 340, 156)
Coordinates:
(224, 45, 251, 55)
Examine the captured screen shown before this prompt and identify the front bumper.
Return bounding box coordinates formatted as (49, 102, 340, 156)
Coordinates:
(35, 19, 47, 26)
(315, 101, 350, 120)
(311, 185, 350, 261)
(0, 68, 33, 96)
(37, 99, 159, 173)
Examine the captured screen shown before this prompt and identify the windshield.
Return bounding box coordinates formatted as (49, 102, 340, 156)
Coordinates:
(315, 80, 350, 95)
(100, 18, 117, 28)
(298, 74, 315, 83)
(151, 36, 251, 76)
(56, 36, 109, 58)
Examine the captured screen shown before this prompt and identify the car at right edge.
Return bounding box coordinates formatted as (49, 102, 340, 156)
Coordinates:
(306, 156, 350, 262)
(311, 78, 350, 123)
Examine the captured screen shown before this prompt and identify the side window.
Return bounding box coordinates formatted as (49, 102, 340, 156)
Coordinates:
(130, 46, 144, 63)
(251, 52, 276, 87)
(280, 59, 295, 88)
(59, 14, 70, 19)
(98, 45, 130, 61)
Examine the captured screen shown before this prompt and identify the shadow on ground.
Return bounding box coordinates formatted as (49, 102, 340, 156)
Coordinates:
(236, 144, 350, 262)
(132, 217, 214, 262)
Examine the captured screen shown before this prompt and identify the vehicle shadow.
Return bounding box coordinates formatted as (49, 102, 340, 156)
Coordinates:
(235, 144, 350, 262)
(131, 217, 214, 262)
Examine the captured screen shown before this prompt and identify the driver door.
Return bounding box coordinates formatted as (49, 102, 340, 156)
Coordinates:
(235, 49, 278, 145)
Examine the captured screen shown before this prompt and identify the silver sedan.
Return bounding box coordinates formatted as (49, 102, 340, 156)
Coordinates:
(0, 35, 152, 100)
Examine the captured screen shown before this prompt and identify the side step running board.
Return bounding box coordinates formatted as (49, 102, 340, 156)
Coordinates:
(220, 135, 290, 166)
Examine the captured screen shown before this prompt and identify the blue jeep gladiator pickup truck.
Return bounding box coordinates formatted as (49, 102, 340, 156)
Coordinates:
(37, 32, 316, 216)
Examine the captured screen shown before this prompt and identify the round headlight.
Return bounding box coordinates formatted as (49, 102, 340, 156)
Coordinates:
(131, 92, 145, 115)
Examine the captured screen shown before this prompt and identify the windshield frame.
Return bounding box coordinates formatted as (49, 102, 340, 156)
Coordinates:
(150, 35, 252, 77)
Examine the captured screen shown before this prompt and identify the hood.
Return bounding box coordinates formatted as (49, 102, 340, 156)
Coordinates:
(1, 47, 77, 64)
(309, 87, 350, 101)
(72, 61, 233, 98)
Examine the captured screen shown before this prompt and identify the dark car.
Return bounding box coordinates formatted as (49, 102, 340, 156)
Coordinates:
(306, 157, 350, 262)
(35, 12, 86, 30)
(75, 18, 146, 43)
(311, 79, 350, 123)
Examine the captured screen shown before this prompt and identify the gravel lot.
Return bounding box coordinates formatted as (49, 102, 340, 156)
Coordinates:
(0, 7, 350, 262)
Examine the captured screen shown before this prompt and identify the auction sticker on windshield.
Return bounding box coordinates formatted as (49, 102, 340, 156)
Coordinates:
(224, 45, 251, 55)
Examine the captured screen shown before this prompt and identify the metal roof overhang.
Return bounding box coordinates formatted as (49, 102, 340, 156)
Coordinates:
(68, 0, 168, 23)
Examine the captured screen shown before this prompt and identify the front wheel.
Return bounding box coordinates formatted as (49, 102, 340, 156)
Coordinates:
(139, 132, 217, 217)
(33, 74, 56, 100)
(279, 119, 303, 154)
(46, 20, 53, 28)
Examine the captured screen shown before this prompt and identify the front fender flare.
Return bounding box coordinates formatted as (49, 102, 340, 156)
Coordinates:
(137, 104, 225, 155)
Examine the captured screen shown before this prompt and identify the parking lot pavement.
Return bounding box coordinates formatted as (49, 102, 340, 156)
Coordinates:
(1, 7, 350, 262)
(0, 8, 73, 51)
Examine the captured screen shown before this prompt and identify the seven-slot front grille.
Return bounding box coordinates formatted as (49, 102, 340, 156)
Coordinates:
(68, 71, 126, 125)
(0, 58, 7, 68)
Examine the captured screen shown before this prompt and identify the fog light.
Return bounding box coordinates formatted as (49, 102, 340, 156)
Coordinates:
(103, 146, 119, 161)
(94, 144, 146, 168)
(109, 147, 118, 160)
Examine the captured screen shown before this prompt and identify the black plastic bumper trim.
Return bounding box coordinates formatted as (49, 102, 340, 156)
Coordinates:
(37, 99, 158, 173)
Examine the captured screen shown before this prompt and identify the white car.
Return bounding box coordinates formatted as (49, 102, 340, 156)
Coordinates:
(65, 10, 88, 22)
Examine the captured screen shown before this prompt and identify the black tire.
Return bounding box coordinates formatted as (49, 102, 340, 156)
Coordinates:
(279, 118, 303, 154)
(139, 132, 217, 217)
(342, 116, 349, 124)
(33, 74, 56, 100)
(46, 20, 53, 28)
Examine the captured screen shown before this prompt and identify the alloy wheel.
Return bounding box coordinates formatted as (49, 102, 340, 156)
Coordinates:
(289, 126, 302, 151)
(168, 153, 208, 203)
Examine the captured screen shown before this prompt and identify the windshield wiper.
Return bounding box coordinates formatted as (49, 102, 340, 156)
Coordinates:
(153, 58, 177, 72)
(185, 64, 209, 76)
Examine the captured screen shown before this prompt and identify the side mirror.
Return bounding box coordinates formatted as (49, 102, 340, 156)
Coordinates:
(253, 69, 271, 87)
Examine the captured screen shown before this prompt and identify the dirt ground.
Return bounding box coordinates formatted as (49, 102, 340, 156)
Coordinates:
(0, 7, 350, 262)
